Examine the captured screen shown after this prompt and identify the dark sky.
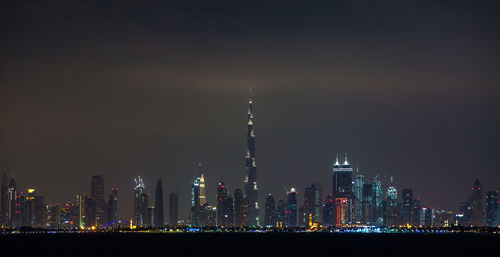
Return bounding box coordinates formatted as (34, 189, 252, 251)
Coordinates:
(1, 0, 500, 221)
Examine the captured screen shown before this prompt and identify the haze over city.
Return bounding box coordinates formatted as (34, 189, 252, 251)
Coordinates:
(1, 1, 500, 223)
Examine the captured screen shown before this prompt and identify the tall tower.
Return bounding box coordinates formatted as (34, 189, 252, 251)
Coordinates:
(134, 176, 149, 227)
(8, 176, 16, 228)
(154, 178, 164, 227)
(471, 179, 484, 227)
(169, 192, 178, 226)
(91, 175, 105, 227)
(198, 164, 206, 206)
(244, 90, 259, 226)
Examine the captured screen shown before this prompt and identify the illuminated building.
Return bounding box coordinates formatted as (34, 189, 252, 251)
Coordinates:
(47, 204, 60, 228)
(485, 191, 499, 227)
(234, 188, 248, 227)
(190, 174, 202, 226)
(222, 197, 234, 227)
(419, 207, 434, 227)
(134, 176, 149, 227)
(353, 172, 364, 223)
(362, 183, 374, 225)
(198, 165, 206, 206)
(470, 179, 484, 227)
(154, 178, 164, 227)
(298, 206, 306, 227)
(1, 174, 7, 227)
(169, 192, 178, 226)
(401, 188, 413, 226)
(322, 194, 334, 226)
(335, 198, 349, 226)
(304, 183, 322, 224)
(107, 188, 119, 224)
(276, 200, 286, 227)
(372, 179, 383, 226)
(8, 176, 16, 228)
(244, 90, 259, 226)
(24, 188, 36, 227)
(91, 175, 106, 227)
(332, 154, 353, 224)
(264, 194, 276, 227)
(385, 186, 398, 226)
(286, 188, 297, 227)
(216, 181, 228, 226)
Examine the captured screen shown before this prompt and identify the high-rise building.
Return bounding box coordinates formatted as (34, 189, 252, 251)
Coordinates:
(304, 183, 322, 224)
(134, 176, 149, 227)
(47, 204, 60, 228)
(264, 194, 275, 227)
(322, 194, 335, 226)
(353, 172, 364, 224)
(412, 198, 422, 226)
(198, 165, 206, 206)
(470, 179, 484, 227)
(276, 200, 286, 227)
(419, 207, 434, 227)
(372, 179, 384, 226)
(333, 154, 353, 225)
(485, 191, 498, 227)
(24, 189, 36, 227)
(286, 188, 297, 227)
(34, 195, 46, 227)
(401, 188, 413, 226)
(190, 174, 201, 226)
(216, 181, 228, 226)
(169, 192, 178, 226)
(244, 91, 259, 226)
(154, 178, 164, 228)
(233, 188, 248, 227)
(91, 175, 106, 227)
(146, 206, 155, 227)
(8, 176, 16, 228)
(1, 174, 8, 227)
(385, 186, 398, 226)
(107, 188, 119, 224)
(222, 197, 234, 227)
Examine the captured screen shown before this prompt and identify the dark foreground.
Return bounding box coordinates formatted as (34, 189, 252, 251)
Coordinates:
(2, 232, 500, 257)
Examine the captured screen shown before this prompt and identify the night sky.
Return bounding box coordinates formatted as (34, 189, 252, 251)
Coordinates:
(1, 1, 500, 221)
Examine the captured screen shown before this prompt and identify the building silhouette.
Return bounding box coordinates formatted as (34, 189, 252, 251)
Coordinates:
(470, 179, 484, 227)
(233, 188, 248, 227)
(169, 192, 178, 226)
(90, 175, 105, 227)
(107, 187, 119, 224)
(264, 194, 275, 227)
(216, 181, 228, 226)
(401, 188, 413, 226)
(286, 188, 297, 227)
(332, 154, 353, 225)
(244, 91, 259, 226)
(276, 199, 286, 227)
(154, 178, 164, 227)
(304, 183, 322, 224)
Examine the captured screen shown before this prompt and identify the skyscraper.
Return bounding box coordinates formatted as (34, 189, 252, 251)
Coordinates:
(8, 176, 16, 228)
(216, 181, 228, 226)
(401, 188, 413, 226)
(244, 91, 259, 226)
(386, 186, 398, 226)
(286, 188, 297, 227)
(372, 178, 384, 226)
(264, 194, 276, 227)
(134, 176, 149, 227)
(486, 191, 499, 227)
(107, 187, 119, 224)
(332, 154, 353, 225)
(190, 174, 202, 226)
(154, 178, 164, 228)
(91, 175, 105, 227)
(322, 194, 335, 226)
(353, 172, 364, 224)
(304, 183, 321, 224)
(1, 174, 8, 227)
(198, 165, 206, 206)
(362, 183, 374, 225)
(169, 192, 178, 226)
(470, 179, 484, 227)
(276, 199, 286, 227)
(233, 188, 248, 227)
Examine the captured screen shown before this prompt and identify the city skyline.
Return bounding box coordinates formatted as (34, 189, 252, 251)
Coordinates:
(1, 1, 500, 227)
